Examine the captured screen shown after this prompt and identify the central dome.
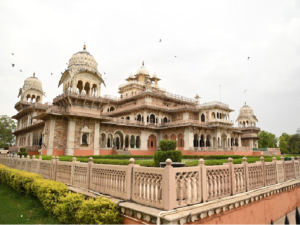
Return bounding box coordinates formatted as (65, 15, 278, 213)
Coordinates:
(68, 44, 98, 71)
(239, 103, 254, 116)
(136, 62, 150, 75)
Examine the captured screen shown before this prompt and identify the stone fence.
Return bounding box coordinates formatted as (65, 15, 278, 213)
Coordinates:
(0, 155, 299, 211)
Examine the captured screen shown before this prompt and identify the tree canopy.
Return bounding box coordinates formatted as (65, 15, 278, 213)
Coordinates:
(0, 115, 16, 148)
(258, 130, 278, 148)
(278, 128, 300, 154)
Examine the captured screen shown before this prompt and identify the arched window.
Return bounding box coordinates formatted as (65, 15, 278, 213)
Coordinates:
(217, 113, 219, 119)
(136, 136, 140, 148)
(164, 134, 168, 140)
(147, 134, 157, 150)
(178, 134, 184, 150)
(212, 112, 215, 119)
(201, 114, 205, 122)
(137, 114, 142, 121)
(82, 134, 88, 145)
(150, 114, 155, 124)
(171, 134, 176, 140)
(163, 117, 168, 123)
(126, 116, 130, 120)
(110, 106, 115, 112)
(194, 134, 199, 147)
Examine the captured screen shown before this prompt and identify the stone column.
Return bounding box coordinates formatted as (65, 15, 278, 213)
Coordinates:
(94, 123, 100, 155)
(238, 135, 242, 147)
(143, 111, 147, 125)
(66, 120, 76, 156)
(204, 139, 206, 148)
(47, 119, 56, 156)
(97, 86, 101, 97)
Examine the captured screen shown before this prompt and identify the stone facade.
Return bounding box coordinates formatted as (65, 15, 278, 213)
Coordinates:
(10, 45, 262, 156)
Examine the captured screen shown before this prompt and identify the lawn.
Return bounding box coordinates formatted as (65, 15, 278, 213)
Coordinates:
(0, 183, 58, 224)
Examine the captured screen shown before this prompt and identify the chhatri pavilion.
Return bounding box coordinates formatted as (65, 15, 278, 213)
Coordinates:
(11, 45, 261, 156)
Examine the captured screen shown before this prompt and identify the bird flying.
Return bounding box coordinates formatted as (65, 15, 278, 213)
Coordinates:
(51, 73, 53, 75)
(174, 56, 177, 57)
(12, 64, 15, 67)
(248, 57, 250, 60)
(11, 53, 14, 55)
(159, 39, 161, 42)
(20, 70, 22, 72)
(104, 72, 105, 74)
(244, 90, 248, 93)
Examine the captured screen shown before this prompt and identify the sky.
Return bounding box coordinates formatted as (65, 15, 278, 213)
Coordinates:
(0, 0, 299, 138)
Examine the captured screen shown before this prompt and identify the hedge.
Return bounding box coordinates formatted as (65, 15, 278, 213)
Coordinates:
(154, 150, 182, 167)
(0, 164, 123, 224)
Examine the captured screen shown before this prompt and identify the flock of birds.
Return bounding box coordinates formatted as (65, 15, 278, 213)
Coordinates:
(9, 39, 251, 80)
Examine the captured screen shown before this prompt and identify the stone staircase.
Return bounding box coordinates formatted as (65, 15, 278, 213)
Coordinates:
(116, 150, 131, 155)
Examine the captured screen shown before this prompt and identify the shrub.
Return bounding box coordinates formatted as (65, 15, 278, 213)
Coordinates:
(154, 150, 182, 167)
(17, 152, 28, 157)
(76, 197, 123, 224)
(54, 192, 85, 224)
(159, 139, 177, 151)
(19, 148, 26, 152)
(32, 179, 69, 214)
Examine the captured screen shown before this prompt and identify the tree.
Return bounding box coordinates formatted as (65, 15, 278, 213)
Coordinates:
(279, 133, 291, 154)
(0, 115, 16, 148)
(297, 127, 300, 135)
(289, 134, 300, 154)
(258, 130, 278, 148)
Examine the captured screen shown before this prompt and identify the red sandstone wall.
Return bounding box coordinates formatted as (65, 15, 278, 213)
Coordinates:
(188, 186, 300, 224)
(27, 151, 39, 156)
(181, 150, 254, 156)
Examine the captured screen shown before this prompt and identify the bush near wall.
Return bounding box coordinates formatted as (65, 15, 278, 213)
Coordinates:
(159, 139, 177, 151)
(19, 148, 26, 152)
(17, 152, 28, 157)
(154, 150, 182, 167)
(0, 164, 123, 224)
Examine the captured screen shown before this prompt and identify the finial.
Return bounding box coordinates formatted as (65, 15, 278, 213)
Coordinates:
(245, 101, 246, 105)
(33, 72, 35, 77)
(83, 42, 86, 50)
(142, 61, 144, 66)
(194, 94, 200, 100)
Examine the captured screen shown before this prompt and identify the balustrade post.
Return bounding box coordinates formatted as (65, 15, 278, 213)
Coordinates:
(87, 157, 94, 190)
(71, 157, 77, 185)
(51, 156, 55, 180)
(163, 159, 176, 210)
(242, 157, 249, 191)
(31, 155, 36, 172)
(21, 155, 25, 171)
(37, 156, 42, 174)
(291, 157, 296, 179)
(272, 157, 278, 183)
(260, 157, 266, 187)
(228, 157, 235, 195)
(199, 159, 207, 203)
(127, 158, 135, 200)
(281, 156, 285, 181)
(24, 155, 30, 171)
(14, 154, 17, 168)
(297, 156, 300, 165)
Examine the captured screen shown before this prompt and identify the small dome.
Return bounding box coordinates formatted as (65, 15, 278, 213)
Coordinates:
(236, 102, 258, 122)
(68, 44, 98, 71)
(152, 72, 157, 78)
(23, 72, 43, 91)
(129, 72, 134, 78)
(136, 61, 150, 75)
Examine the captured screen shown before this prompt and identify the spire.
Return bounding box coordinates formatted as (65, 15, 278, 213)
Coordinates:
(83, 42, 86, 50)
(142, 61, 144, 66)
(33, 72, 35, 78)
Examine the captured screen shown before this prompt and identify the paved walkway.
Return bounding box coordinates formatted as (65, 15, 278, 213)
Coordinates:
(274, 207, 300, 224)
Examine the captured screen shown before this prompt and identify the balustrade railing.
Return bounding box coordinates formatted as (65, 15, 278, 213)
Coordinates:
(1, 155, 300, 211)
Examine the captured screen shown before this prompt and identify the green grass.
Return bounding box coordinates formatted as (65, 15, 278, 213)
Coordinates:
(0, 183, 58, 224)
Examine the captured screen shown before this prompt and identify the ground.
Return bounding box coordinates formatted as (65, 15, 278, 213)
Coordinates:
(0, 183, 58, 224)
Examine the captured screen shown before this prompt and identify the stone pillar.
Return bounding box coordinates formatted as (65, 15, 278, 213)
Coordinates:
(94, 123, 100, 155)
(204, 139, 206, 148)
(238, 135, 242, 147)
(97, 86, 101, 97)
(143, 111, 147, 125)
(47, 119, 56, 155)
(198, 139, 201, 149)
(123, 137, 126, 150)
(66, 120, 75, 156)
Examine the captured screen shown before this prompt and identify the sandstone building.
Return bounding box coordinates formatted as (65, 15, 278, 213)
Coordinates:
(11, 45, 260, 156)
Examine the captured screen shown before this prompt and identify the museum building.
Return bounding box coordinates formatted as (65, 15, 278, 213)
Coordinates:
(10, 45, 260, 156)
